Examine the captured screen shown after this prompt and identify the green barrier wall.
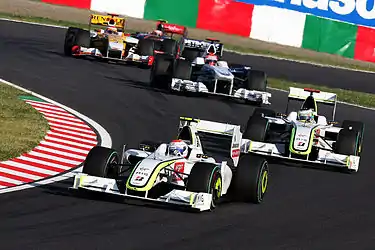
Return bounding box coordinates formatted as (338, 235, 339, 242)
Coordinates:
(302, 16, 357, 58)
(143, 0, 200, 28)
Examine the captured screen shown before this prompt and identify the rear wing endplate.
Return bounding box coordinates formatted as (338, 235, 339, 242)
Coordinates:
(179, 117, 238, 136)
(179, 117, 241, 166)
(183, 39, 224, 57)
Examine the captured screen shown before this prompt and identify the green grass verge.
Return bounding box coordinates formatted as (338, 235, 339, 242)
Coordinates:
(269, 78, 375, 108)
(1, 12, 375, 72)
(0, 83, 49, 161)
(1, 12, 374, 109)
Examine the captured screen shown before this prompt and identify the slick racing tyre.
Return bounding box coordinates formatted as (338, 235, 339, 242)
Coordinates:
(150, 55, 174, 90)
(252, 107, 276, 118)
(243, 115, 269, 142)
(246, 70, 267, 92)
(137, 39, 155, 56)
(181, 49, 200, 62)
(83, 146, 120, 178)
(64, 27, 90, 56)
(335, 120, 364, 156)
(161, 39, 178, 57)
(187, 163, 222, 210)
(173, 59, 192, 80)
(231, 154, 269, 204)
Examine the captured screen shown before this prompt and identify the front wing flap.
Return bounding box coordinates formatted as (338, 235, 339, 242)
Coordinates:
(72, 46, 151, 65)
(70, 173, 213, 211)
(243, 140, 360, 172)
(171, 78, 271, 104)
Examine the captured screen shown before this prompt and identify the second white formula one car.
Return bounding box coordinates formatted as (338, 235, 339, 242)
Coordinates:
(242, 87, 365, 172)
(149, 38, 272, 106)
(71, 117, 269, 212)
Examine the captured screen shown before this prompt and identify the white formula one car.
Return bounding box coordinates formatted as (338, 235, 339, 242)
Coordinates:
(71, 117, 269, 212)
(150, 38, 271, 105)
(242, 87, 364, 172)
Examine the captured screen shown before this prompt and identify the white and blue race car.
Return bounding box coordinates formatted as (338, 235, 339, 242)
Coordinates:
(71, 117, 269, 212)
(149, 38, 272, 106)
(242, 87, 364, 172)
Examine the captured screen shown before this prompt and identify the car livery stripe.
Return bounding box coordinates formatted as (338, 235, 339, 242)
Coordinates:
(0, 96, 98, 189)
(126, 159, 180, 192)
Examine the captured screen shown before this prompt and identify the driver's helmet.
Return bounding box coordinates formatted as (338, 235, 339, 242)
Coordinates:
(105, 26, 118, 35)
(205, 53, 218, 66)
(168, 140, 188, 158)
(151, 30, 163, 37)
(297, 109, 315, 122)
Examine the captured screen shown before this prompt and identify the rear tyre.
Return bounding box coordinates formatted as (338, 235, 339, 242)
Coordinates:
(252, 108, 276, 118)
(137, 39, 155, 56)
(186, 163, 222, 209)
(64, 27, 90, 56)
(161, 39, 178, 56)
(83, 146, 120, 178)
(150, 55, 174, 89)
(181, 49, 200, 62)
(173, 59, 192, 80)
(246, 70, 267, 92)
(243, 115, 269, 141)
(231, 154, 269, 204)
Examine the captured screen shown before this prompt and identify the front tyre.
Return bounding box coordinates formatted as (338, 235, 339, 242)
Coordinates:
(232, 154, 269, 204)
(83, 146, 120, 178)
(64, 27, 90, 56)
(186, 163, 222, 209)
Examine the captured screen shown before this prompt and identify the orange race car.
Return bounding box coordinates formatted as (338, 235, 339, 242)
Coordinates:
(64, 14, 187, 68)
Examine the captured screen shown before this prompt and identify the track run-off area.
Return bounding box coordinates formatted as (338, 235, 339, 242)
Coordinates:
(1, 20, 375, 250)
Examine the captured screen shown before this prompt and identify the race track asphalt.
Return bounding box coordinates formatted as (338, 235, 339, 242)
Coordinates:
(1, 20, 375, 250)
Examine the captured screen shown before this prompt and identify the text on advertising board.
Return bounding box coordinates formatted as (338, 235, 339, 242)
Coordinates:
(236, 0, 375, 27)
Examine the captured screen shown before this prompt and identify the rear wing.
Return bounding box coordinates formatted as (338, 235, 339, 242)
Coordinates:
(90, 14, 125, 30)
(183, 39, 224, 57)
(287, 87, 338, 120)
(179, 117, 241, 166)
(156, 20, 187, 36)
(288, 87, 337, 105)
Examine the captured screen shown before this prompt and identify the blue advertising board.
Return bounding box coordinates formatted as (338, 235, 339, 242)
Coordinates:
(236, 0, 375, 27)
